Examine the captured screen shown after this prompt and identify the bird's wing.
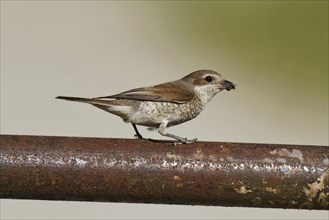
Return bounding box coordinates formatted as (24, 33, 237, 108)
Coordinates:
(98, 81, 195, 104)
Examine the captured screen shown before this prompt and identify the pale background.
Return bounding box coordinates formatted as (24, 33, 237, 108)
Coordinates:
(0, 1, 328, 219)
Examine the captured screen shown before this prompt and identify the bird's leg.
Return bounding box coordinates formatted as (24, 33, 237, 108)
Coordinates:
(158, 121, 197, 144)
(131, 123, 144, 139)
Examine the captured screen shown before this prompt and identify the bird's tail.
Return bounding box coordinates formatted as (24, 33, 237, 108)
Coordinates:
(56, 96, 117, 107)
(56, 96, 92, 103)
(56, 96, 133, 120)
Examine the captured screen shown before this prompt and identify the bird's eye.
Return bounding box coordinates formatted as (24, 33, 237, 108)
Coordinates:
(205, 76, 213, 83)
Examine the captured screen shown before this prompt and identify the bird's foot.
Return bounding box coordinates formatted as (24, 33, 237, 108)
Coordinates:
(132, 123, 144, 140)
(172, 138, 198, 146)
(182, 138, 198, 144)
(133, 134, 144, 139)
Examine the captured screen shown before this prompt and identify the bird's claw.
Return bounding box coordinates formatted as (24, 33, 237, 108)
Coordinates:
(133, 134, 144, 139)
(172, 138, 198, 146)
(183, 138, 198, 144)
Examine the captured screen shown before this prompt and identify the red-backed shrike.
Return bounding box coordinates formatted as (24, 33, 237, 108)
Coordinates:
(57, 70, 235, 144)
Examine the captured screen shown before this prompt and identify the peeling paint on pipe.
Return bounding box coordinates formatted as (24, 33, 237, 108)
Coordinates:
(0, 135, 328, 209)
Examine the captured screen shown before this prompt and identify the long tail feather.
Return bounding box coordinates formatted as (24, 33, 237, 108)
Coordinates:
(56, 96, 117, 107)
(56, 96, 91, 103)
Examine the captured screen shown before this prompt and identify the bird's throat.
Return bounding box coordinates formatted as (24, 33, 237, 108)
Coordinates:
(193, 85, 218, 106)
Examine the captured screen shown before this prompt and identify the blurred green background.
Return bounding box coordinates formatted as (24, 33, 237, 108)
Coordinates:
(1, 1, 328, 219)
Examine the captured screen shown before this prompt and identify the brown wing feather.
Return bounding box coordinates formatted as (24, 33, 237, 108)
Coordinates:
(98, 81, 195, 104)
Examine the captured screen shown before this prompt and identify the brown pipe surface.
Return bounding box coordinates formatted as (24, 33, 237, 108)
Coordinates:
(0, 134, 328, 209)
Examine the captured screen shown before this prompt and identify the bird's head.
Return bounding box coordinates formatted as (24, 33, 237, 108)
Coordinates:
(181, 70, 236, 104)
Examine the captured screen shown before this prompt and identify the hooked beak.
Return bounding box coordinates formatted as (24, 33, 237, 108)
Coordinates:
(219, 80, 236, 91)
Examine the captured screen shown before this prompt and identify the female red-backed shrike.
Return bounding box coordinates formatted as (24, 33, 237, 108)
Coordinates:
(57, 70, 235, 144)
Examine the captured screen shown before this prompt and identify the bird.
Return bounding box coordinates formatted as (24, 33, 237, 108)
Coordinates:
(56, 70, 235, 144)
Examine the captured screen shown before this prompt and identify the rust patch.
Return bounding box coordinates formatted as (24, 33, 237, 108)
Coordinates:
(303, 172, 329, 203)
(235, 186, 252, 194)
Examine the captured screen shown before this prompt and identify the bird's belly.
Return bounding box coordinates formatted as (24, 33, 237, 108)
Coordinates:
(128, 101, 204, 127)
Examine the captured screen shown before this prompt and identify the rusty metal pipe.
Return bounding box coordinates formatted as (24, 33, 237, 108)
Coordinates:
(0, 134, 328, 210)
